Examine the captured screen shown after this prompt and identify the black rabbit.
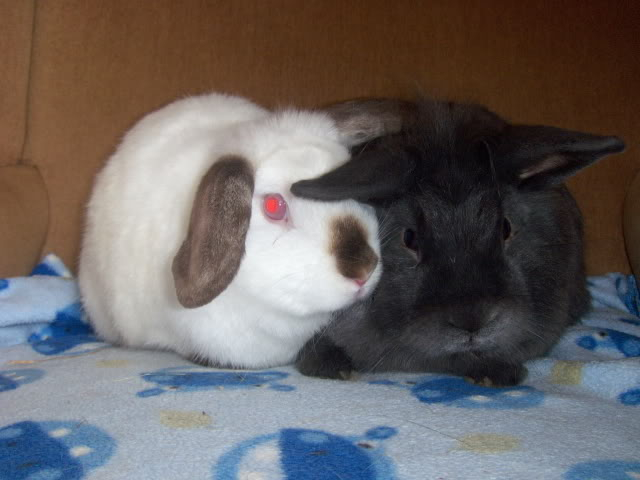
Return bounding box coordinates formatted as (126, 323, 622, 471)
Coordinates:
(291, 99, 625, 386)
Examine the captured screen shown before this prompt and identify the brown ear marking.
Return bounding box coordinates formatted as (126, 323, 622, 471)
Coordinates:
(172, 155, 254, 308)
(322, 98, 417, 147)
(330, 215, 378, 282)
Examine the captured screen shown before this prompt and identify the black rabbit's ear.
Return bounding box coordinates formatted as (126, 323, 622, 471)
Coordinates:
(322, 98, 417, 147)
(172, 156, 254, 308)
(291, 149, 415, 203)
(501, 125, 625, 189)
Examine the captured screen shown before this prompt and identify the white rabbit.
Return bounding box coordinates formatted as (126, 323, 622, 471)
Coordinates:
(78, 93, 407, 368)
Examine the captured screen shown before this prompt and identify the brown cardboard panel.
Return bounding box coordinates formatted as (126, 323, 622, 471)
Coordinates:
(23, 0, 640, 273)
(0, 165, 48, 276)
(0, 0, 34, 165)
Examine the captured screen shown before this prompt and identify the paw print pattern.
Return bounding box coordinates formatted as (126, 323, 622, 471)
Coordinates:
(0, 278, 8, 291)
(0, 420, 115, 479)
(137, 366, 295, 397)
(371, 376, 544, 409)
(214, 426, 397, 480)
(619, 388, 640, 406)
(28, 303, 102, 356)
(564, 460, 640, 480)
(576, 328, 640, 358)
(0, 369, 45, 393)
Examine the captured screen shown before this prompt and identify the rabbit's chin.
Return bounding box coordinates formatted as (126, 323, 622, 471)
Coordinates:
(232, 272, 373, 318)
(234, 250, 382, 317)
(282, 284, 376, 317)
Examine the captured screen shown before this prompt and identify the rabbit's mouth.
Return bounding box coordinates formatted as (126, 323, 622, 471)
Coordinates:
(448, 329, 497, 354)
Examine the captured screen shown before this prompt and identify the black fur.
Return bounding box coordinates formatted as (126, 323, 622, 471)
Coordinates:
(293, 100, 625, 386)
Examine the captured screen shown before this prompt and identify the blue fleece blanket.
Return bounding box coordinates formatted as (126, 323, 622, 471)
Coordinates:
(1, 255, 639, 479)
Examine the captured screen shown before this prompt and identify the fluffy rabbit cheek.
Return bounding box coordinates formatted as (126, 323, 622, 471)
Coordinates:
(238, 216, 379, 316)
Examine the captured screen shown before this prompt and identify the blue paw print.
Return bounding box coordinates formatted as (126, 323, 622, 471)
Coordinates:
(619, 388, 640, 406)
(28, 303, 101, 356)
(137, 366, 295, 397)
(371, 376, 544, 409)
(0, 420, 115, 479)
(0, 369, 45, 393)
(214, 426, 397, 480)
(0, 278, 8, 291)
(576, 328, 640, 357)
(564, 460, 640, 480)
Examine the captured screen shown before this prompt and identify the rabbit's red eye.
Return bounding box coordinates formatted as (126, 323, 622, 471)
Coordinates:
(263, 194, 287, 221)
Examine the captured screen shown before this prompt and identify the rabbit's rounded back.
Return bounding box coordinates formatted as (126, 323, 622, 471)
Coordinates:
(293, 100, 625, 384)
(79, 93, 405, 368)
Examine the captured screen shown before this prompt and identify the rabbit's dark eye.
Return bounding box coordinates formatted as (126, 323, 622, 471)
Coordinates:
(403, 228, 419, 253)
(503, 218, 512, 240)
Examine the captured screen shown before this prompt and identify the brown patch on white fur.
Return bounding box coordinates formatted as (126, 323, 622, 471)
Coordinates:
(330, 215, 378, 282)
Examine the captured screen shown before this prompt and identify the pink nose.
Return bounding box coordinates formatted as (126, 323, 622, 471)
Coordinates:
(353, 276, 368, 287)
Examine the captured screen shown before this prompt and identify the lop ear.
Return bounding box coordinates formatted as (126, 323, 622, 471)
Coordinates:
(291, 148, 416, 204)
(500, 125, 625, 189)
(172, 156, 254, 308)
(321, 98, 417, 147)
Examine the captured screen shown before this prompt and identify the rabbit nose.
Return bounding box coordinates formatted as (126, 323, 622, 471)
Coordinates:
(352, 271, 372, 287)
(447, 315, 484, 333)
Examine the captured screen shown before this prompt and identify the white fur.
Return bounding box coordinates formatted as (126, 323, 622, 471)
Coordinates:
(78, 93, 381, 368)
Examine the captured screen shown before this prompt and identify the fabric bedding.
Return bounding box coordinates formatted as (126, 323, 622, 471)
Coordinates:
(1, 255, 639, 479)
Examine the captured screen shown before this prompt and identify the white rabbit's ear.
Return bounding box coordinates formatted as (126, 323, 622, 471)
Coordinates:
(172, 156, 254, 308)
(322, 98, 417, 147)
